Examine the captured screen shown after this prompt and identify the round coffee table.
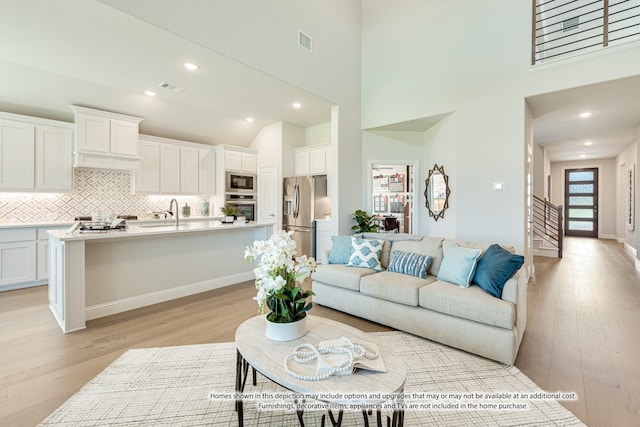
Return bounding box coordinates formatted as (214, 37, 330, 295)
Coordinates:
(235, 315, 406, 426)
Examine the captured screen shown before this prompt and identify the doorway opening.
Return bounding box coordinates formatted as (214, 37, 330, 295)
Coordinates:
(369, 163, 416, 234)
(564, 168, 598, 237)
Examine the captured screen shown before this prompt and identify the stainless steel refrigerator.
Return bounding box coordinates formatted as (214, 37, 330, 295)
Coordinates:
(283, 176, 317, 258)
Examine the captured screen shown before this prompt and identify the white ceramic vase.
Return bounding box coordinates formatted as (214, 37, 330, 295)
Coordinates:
(264, 314, 308, 341)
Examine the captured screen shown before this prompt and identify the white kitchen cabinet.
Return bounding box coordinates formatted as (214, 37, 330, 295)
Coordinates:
(160, 143, 180, 194)
(134, 137, 215, 196)
(0, 228, 37, 288)
(134, 140, 161, 193)
(224, 149, 257, 173)
(0, 114, 73, 193)
(294, 149, 309, 176)
(0, 119, 35, 190)
(309, 147, 327, 175)
(0, 226, 68, 290)
(75, 113, 110, 153)
(242, 152, 257, 172)
(199, 149, 215, 195)
(180, 146, 200, 194)
(35, 226, 66, 282)
(36, 239, 49, 281)
(294, 144, 330, 176)
(35, 125, 73, 191)
(110, 119, 139, 157)
(71, 105, 143, 170)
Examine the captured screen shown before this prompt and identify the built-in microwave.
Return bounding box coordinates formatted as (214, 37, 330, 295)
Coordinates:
(226, 171, 256, 193)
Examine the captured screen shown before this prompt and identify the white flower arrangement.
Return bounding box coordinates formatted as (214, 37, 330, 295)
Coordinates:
(244, 230, 317, 323)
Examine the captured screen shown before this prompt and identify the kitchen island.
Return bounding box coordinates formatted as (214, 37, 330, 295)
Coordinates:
(47, 221, 273, 333)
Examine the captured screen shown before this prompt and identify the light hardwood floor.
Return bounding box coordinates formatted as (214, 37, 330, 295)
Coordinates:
(1, 237, 638, 426)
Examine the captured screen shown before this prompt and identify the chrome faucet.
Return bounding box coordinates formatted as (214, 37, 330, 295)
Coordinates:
(169, 198, 179, 227)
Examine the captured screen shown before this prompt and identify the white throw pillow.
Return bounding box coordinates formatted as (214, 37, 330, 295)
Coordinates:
(437, 245, 483, 287)
(347, 237, 384, 271)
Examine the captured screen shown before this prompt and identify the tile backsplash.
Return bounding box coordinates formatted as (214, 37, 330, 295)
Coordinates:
(0, 169, 211, 224)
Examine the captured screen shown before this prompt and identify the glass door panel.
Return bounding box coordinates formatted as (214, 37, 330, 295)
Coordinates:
(565, 168, 598, 237)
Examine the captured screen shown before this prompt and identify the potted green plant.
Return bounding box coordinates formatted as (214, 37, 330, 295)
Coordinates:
(244, 230, 317, 341)
(351, 209, 379, 233)
(220, 204, 238, 223)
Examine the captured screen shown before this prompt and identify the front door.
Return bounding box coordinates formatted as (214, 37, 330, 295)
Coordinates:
(565, 168, 598, 237)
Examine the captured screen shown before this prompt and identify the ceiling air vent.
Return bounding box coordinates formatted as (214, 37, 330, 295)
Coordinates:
(298, 31, 312, 52)
(562, 16, 579, 32)
(157, 82, 186, 92)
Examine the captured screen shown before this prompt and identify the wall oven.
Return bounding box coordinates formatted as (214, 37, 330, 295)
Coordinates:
(226, 193, 256, 222)
(226, 171, 256, 193)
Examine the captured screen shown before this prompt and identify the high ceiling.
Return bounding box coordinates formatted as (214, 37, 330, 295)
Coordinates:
(0, 0, 333, 147)
(0, 1, 638, 159)
(527, 75, 640, 162)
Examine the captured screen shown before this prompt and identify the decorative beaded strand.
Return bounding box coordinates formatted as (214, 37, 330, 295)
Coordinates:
(284, 337, 380, 381)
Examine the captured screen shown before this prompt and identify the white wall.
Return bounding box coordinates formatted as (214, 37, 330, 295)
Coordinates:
(421, 115, 457, 239)
(362, 0, 530, 252)
(616, 140, 637, 248)
(533, 143, 545, 198)
(305, 122, 331, 146)
(362, 1, 640, 253)
(251, 122, 284, 169)
(550, 158, 617, 239)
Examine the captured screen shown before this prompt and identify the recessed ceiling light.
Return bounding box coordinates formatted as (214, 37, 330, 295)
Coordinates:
(292, 102, 302, 109)
(580, 154, 587, 158)
(245, 117, 254, 123)
(183, 62, 199, 71)
(584, 141, 593, 146)
(144, 90, 157, 97)
(579, 112, 592, 118)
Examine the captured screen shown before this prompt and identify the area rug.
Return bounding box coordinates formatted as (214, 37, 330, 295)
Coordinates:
(39, 331, 584, 426)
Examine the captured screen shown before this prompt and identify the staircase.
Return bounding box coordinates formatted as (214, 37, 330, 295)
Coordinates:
(532, 195, 563, 258)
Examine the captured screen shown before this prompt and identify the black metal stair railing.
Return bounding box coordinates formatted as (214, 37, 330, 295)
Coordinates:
(532, 0, 640, 65)
(532, 194, 564, 258)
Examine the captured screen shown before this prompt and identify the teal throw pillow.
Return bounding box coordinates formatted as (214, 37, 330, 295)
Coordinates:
(387, 250, 434, 279)
(437, 245, 483, 287)
(473, 244, 524, 298)
(328, 235, 353, 264)
(347, 237, 384, 271)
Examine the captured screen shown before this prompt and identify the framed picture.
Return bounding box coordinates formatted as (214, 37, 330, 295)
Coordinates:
(626, 165, 635, 231)
(373, 174, 389, 192)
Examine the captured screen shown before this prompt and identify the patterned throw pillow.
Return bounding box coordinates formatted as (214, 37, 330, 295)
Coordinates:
(387, 250, 434, 279)
(347, 237, 384, 271)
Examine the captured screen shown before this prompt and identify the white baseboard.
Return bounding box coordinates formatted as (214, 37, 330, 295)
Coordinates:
(624, 242, 637, 257)
(532, 248, 558, 257)
(85, 272, 254, 321)
(600, 234, 617, 240)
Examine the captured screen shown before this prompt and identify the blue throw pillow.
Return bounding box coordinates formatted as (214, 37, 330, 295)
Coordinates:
(387, 250, 434, 279)
(347, 237, 384, 271)
(328, 235, 353, 264)
(473, 244, 524, 298)
(437, 245, 483, 287)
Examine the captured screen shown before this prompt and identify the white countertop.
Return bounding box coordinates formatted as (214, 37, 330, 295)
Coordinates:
(0, 216, 225, 230)
(48, 220, 274, 242)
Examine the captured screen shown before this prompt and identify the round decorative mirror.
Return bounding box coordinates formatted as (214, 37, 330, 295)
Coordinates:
(424, 164, 450, 221)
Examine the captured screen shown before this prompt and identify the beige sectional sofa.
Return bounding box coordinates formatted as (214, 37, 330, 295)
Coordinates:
(311, 233, 528, 365)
